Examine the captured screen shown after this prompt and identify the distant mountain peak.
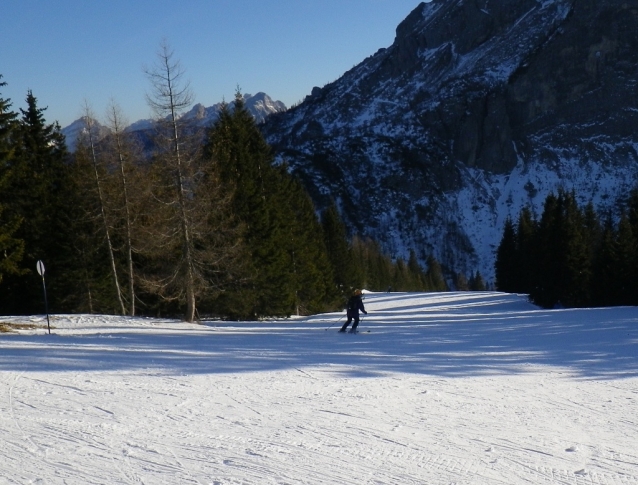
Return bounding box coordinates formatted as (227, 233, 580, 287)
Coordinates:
(62, 92, 287, 151)
(60, 116, 110, 152)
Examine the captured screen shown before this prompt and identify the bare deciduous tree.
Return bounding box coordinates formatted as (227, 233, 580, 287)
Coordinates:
(104, 100, 139, 316)
(79, 101, 126, 315)
(141, 40, 243, 322)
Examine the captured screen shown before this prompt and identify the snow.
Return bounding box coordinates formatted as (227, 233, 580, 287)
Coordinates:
(1, 291, 637, 484)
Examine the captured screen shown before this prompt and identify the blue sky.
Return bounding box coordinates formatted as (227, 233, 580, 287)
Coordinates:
(1, 0, 423, 128)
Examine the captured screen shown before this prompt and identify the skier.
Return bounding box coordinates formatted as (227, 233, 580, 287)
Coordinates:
(339, 289, 367, 333)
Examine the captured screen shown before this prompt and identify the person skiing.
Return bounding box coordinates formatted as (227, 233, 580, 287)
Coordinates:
(339, 289, 367, 333)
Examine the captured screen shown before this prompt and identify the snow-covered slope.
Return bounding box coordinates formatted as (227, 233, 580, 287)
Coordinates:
(263, 0, 638, 282)
(1, 291, 637, 483)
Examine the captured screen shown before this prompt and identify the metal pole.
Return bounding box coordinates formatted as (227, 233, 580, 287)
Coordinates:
(37, 260, 50, 334)
(325, 315, 345, 331)
(42, 275, 50, 335)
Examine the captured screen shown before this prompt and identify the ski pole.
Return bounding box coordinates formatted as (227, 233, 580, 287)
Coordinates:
(325, 315, 345, 331)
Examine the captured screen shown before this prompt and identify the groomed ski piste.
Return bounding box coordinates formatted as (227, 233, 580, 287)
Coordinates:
(1, 291, 637, 484)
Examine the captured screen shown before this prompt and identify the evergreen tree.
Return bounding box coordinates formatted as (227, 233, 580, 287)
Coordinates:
(392, 258, 409, 291)
(0, 77, 18, 169)
(205, 95, 287, 318)
(454, 272, 469, 291)
(321, 200, 358, 296)
(0, 79, 24, 285)
(624, 189, 638, 305)
(590, 216, 616, 307)
(425, 255, 447, 291)
(0, 90, 78, 313)
(281, 171, 335, 314)
(529, 191, 591, 307)
(612, 214, 636, 305)
(205, 91, 334, 318)
(407, 249, 426, 291)
(578, 201, 601, 307)
(530, 192, 561, 307)
(495, 217, 517, 292)
(562, 193, 591, 306)
(469, 270, 486, 291)
(515, 207, 537, 295)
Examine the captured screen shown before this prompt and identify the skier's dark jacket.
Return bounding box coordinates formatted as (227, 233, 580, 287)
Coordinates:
(346, 294, 366, 318)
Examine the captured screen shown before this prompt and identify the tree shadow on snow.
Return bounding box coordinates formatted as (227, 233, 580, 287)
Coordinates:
(0, 292, 637, 380)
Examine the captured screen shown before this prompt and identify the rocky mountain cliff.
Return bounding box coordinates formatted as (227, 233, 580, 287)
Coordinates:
(262, 0, 638, 282)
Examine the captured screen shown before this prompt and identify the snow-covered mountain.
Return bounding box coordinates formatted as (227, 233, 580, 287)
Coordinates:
(262, 0, 638, 283)
(180, 92, 286, 127)
(62, 92, 286, 152)
(60, 116, 111, 152)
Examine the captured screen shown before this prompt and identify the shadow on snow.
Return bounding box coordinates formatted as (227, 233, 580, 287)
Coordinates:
(0, 292, 637, 380)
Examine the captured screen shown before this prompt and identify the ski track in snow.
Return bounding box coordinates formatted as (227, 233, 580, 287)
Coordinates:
(1, 291, 637, 484)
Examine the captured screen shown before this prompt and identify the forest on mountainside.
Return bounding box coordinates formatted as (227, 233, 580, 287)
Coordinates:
(495, 189, 638, 309)
(0, 50, 451, 321)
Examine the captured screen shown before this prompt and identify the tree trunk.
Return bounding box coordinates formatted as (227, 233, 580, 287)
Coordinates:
(84, 106, 126, 315)
(108, 103, 136, 316)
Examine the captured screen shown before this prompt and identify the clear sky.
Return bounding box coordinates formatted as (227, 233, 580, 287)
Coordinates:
(1, 0, 424, 128)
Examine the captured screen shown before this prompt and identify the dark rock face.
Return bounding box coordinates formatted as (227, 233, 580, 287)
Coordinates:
(263, 0, 638, 279)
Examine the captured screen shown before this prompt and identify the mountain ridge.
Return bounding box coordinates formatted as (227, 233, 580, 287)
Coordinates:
(262, 0, 638, 282)
(62, 92, 286, 152)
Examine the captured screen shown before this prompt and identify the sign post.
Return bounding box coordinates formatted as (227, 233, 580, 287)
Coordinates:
(36, 260, 50, 335)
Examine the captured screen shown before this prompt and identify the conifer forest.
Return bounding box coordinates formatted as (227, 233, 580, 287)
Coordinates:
(495, 189, 638, 309)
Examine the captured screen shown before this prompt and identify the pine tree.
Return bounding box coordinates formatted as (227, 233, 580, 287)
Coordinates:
(468, 271, 486, 291)
(612, 214, 636, 305)
(515, 207, 537, 295)
(454, 272, 469, 291)
(590, 216, 616, 307)
(350, 236, 394, 291)
(425, 255, 447, 291)
(392, 258, 409, 291)
(321, 201, 357, 296)
(0, 76, 18, 167)
(624, 188, 638, 305)
(0, 90, 77, 313)
(0, 79, 24, 285)
(407, 249, 426, 291)
(529, 191, 592, 307)
(205, 95, 287, 317)
(280, 170, 334, 314)
(495, 217, 517, 292)
(530, 192, 560, 307)
(562, 192, 591, 307)
(205, 91, 335, 318)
